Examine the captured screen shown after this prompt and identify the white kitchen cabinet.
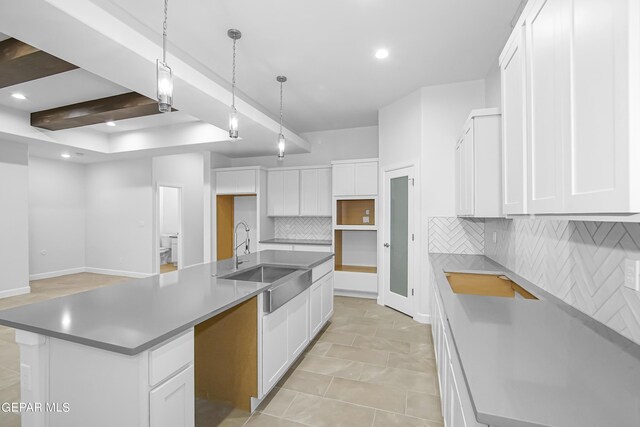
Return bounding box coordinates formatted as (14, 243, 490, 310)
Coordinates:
(321, 273, 334, 322)
(309, 280, 323, 339)
(500, 23, 527, 215)
(150, 364, 195, 427)
(267, 170, 300, 216)
(287, 289, 310, 360)
(262, 303, 289, 392)
(455, 110, 501, 218)
(301, 168, 332, 216)
(332, 159, 379, 196)
(216, 169, 257, 195)
(499, 0, 640, 215)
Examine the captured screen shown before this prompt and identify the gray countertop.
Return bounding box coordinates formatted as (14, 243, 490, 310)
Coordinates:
(430, 253, 640, 427)
(0, 250, 333, 356)
(259, 238, 332, 246)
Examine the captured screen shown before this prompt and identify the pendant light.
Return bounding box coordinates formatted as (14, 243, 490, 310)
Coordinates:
(157, 0, 173, 113)
(276, 75, 287, 159)
(227, 29, 242, 139)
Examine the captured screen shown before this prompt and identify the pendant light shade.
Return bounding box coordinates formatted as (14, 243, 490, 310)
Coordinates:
(228, 29, 242, 139)
(276, 75, 287, 159)
(157, 60, 173, 113)
(157, 0, 173, 113)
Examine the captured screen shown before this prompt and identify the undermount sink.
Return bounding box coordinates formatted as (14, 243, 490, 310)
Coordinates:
(222, 265, 300, 284)
(445, 272, 538, 300)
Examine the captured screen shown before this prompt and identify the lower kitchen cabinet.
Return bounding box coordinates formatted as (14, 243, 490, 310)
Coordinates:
(150, 364, 195, 427)
(432, 285, 487, 427)
(262, 302, 290, 392)
(321, 273, 334, 322)
(310, 272, 334, 339)
(287, 289, 310, 361)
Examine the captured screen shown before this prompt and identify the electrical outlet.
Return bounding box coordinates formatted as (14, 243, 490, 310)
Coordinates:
(363, 216, 370, 224)
(624, 259, 640, 291)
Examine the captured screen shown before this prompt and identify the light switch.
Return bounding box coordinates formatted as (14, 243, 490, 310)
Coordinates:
(624, 259, 640, 292)
(365, 209, 370, 215)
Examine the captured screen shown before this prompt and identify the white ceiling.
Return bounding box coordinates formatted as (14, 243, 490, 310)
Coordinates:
(97, 0, 522, 132)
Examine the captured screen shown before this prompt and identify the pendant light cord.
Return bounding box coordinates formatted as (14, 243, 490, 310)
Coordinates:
(232, 38, 237, 108)
(162, 0, 168, 63)
(279, 80, 283, 135)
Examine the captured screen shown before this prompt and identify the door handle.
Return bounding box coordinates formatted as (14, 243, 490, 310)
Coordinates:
(384, 243, 390, 248)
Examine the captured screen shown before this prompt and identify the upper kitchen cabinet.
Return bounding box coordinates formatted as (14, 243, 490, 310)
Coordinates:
(331, 159, 378, 196)
(300, 168, 332, 216)
(499, 23, 527, 215)
(267, 169, 300, 216)
(500, 0, 640, 215)
(455, 109, 502, 218)
(215, 167, 257, 195)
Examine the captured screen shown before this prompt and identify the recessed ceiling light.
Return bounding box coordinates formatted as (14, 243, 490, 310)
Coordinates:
(105, 121, 116, 127)
(60, 153, 71, 159)
(375, 48, 389, 59)
(11, 93, 27, 100)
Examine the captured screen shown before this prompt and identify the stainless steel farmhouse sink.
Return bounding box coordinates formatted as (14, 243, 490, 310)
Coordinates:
(221, 265, 312, 313)
(222, 265, 299, 283)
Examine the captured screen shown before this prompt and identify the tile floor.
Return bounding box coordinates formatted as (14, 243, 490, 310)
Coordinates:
(0, 276, 443, 427)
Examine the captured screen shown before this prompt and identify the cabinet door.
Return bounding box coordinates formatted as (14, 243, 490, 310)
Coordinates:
(501, 25, 528, 215)
(321, 273, 334, 323)
(287, 290, 309, 360)
(462, 124, 475, 216)
(216, 171, 236, 194)
(525, 0, 568, 213)
(317, 168, 332, 216)
(267, 171, 284, 216)
(332, 164, 355, 196)
(564, 0, 632, 212)
(283, 170, 300, 216)
(300, 169, 318, 216)
(355, 162, 378, 196)
(149, 364, 194, 427)
(309, 281, 323, 339)
(262, 306, 289, 393)
(455, 141, 463, 216)
(235, 170, 256, 194)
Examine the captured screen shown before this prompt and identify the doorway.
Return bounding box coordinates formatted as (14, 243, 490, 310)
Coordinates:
(157, 185, 182, 273)
(383, 166, 414, 315)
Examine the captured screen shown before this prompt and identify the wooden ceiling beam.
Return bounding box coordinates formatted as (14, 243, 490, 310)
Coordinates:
(0, 38, 78, 88)
(31, 92, 171, 131)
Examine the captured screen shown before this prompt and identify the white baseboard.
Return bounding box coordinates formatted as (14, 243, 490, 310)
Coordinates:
(0, 286, 30, 299)
(29, 267, 86, 281)
(334, 289, 378, 299)
(85, 267, 152, 279)
(413, 312, 432, 324)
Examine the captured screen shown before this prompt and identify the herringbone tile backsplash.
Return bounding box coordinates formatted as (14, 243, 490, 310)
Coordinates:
(485, 218, 640, 346)
(428, 217, 485, 255)
(274, 217, 332, 240)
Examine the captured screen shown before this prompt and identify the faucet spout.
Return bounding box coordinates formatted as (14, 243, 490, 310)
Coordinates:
(234, 221, 251, 270)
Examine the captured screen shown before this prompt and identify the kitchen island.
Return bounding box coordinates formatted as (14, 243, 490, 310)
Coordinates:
(0, 250, 334, 427)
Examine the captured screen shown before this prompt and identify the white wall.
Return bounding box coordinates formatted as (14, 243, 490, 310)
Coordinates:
(159, 186, 180, 235)
(85, 158, 154, 276)
(0, 141, 30, 296)
(29, 157, 86, 279)
(153, 152, 206, 270)
(234, 196, 258, 254)
(230, 126, 379, 168)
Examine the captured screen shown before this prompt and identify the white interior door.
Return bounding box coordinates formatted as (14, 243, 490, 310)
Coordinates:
(383, 167, 414, 315)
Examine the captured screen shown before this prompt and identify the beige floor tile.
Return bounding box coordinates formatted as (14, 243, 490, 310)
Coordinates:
(410, 343, 436, 360)
(375, 326, 431, 344)
(393, 316, 425, 330)
(316, 330, 356, 346)
(0, 343, 20, 372)
(387, 353, 436, 373)
(279, 369, 333, 396)
(330, 315, 390, 328)
(298, 355, 364, 380)
(0, 327, 14, 345)
(0, 412, 20, 427)
(406, 391, 443, 422)
(195, 398, 251, 427)
(325, 344, 388, 366)
(258, 387, 297, 417)
(327, 323, 377, 337)
(305, 341, 332, 356)
(332, 306, 368, 318)
(324, 377, 406, 414)
(363, 305, 410, 321)
(374, 410, 443, 427)
(0, 367, 20, 389)
(359, 365, 438, 395)
(0, 383, 20, 405)
(283, 391, 375, 427)
(245, 412, 307, 427)
(352, 335, 411, 354)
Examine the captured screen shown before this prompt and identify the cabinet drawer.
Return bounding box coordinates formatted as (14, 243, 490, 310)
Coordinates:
(149, 329, 194, 387)
(312, 259, 334, 282)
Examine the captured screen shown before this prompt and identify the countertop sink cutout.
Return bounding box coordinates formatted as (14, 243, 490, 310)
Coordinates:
(445, 272, 538, 300)
(221, 265, 301, 283)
